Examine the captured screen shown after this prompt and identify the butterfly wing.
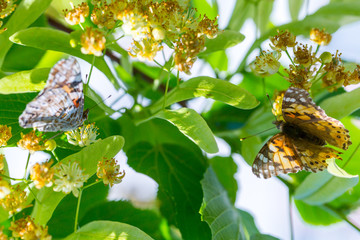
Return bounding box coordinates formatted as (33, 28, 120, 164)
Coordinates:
(252, 133, 341, 179)
(252, 133, 303, 179)
(19, 58, 85, 132)
(282, 87, 351, 150)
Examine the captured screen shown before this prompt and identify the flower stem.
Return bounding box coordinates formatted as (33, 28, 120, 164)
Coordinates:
(285, 50, 295, 66)
(312, 63, 324, 83)
(52, 150, 60, 162)
(84, 55, 96, 95)
(315, 45, 320, 55)
(83, 180, 102, 190)
(74, 188, 83, 232)
(289, 193, 294, 240)
(23, 152, 31, 180)
(322, 204, 360, 232)
(25, 181, 40, 203)
(0, 174, 24, 181)
(162, 71, 171, 109)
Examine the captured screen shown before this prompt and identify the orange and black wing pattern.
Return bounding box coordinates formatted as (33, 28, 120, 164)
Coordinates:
(281, 87, 351, 150)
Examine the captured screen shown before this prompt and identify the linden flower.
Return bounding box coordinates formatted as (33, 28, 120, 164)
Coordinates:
(310, 28, 332, 46)
(293, 44, 315, 68)
(250, 51, 281, 77)
(285, 65, 313, 90)
(0, 125, 11, 147)
(17, 131, 44, 153)
(10, 216, 52, 240)
(53, 162, 89, 197)
(63, 2, 89, 25)
(272, 91, 285, 122)
(0, 154, 4, 171)
(344, 65, 360, 86)
(0, 185, 28, 215)
(91, 4, 116, 29)
(270, 29, 297, 51)
(121, 12, 151, 41)
(65, 123, 99, 147)
(0, 0, 16, 19)
(0, 179, 11, 199)
(30, 161, 54, 189)
(80, 27, 106, 56)
(97, 157, 125, 187)
(129, 39, 163, 61)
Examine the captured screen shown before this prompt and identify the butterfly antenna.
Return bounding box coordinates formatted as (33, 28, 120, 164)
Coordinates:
(240, 127, 276, 141)
(88, 95, 112, 111)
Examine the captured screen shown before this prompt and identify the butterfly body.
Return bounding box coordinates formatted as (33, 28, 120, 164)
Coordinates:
(19, 58, 88, 132)
(252, 87, 351, 179)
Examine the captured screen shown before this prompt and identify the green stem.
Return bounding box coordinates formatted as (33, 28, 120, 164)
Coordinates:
(25, 181, 40, 203)
(312, 72, 328, 85)
(285, 50, 295, 66)
(176, 70, 180, 87)
(23, 152, 31, 180)
(312, 63, 324, 82)
(162, 71, 171, 109)
(277, 71, 285, 77)
(83, 180, 102, 190)
(289, 193, 294, 240)
(315, 45, 320, 55)
(52, 150, 60, 162)
(0, 174, 24, 181)
(74, 188, 83, 232)
(84, 55, 96, 95)
(322, 204, 360, 232)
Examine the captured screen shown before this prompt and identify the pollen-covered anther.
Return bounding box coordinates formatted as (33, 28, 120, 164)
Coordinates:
(270, 29, 296, 51)
(250, 50, 281, 77)
(63, 2, 89, 25)
(310, 28, 332, 46)
(80, 27, 106, 56)
(293, 44, 316, 68)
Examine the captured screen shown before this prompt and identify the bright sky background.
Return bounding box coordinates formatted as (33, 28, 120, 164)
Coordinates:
(4, 0, 360, 239)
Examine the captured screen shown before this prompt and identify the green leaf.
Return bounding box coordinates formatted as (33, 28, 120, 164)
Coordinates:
(227, 0, 253, 31)
(154, 108, 218, 153)
(288, 0, 305, 21)
(202, 51, 228, 72)
(0, 68, 48, 94)
(9, 27, 120, 89)
(250, 233, 280, 240)
(64, 221, 154, 240)
(0, 0, 53, 68)
(201, 167, 245, 240)
(200, 30, 245, 56)
(241, 134, 263, 166)
(149, 76, 259, 115)
(257, 0, 274, 34)
(294, 170, 359, 205)
(127, 142, 211, 240)
(81, 201, 165, 240)
(294, 200, 341, 225)
(326, 158, 358, 178)
(320, 87, 360, 119)
(237, 209, 260, 238)
(210, 157, 238, 204)
(31, 136, 124, 225)
(47, 177, 108, 238)
(191, 0, 218, 19)
(0, 93, 37, 145)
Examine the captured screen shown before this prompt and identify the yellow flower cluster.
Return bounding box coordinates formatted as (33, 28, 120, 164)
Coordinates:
(64, 0, 218, 73)
(65, 123, 99, 147)
(252, 28, 360, 91)
(0, 125, 11, 147)
(0, 185, 28, 215)
(17, 131, 45, 153)
(97, 157, 125, 187)
(30, 161, 54, 189)
(0, 0, 16, 29)
(10, 216, 51, 240)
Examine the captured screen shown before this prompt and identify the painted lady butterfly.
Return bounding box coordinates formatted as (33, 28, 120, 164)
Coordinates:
(19, 57, 88, 132)
(252, 87, 352, 179)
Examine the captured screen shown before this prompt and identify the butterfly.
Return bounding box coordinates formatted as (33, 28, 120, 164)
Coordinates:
(19, 57, 89, 132)
(252, 87, 352, 179)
